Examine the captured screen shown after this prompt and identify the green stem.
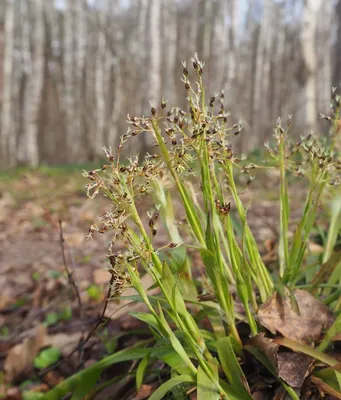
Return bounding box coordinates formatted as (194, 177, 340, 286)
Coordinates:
(279, 131, 290, 277)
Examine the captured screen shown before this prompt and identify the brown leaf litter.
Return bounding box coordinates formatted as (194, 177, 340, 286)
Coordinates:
(258, 289, 334, 344)
(248, 333, 314, 389)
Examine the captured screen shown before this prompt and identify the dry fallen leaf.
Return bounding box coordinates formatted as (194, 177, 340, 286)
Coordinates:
(43, 371, 63, 387)
(0, 193, 14, 223)
(4, 324, 47, 382)
(135, 384, 156, 400)
(46, 332, 83, 357)
(277, 352, 313, 387)
(248, 332, 279, 369)
(248, 333, 314, 389)
(258, 289, 334, 343)
(0, 293, 12, 309)
(307, 241, 324, 255)
(63, 231, 85, 247)
(93, 269, 111, 285)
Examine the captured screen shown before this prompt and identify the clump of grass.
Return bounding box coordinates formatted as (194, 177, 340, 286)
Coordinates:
(47, 55, 341, 399)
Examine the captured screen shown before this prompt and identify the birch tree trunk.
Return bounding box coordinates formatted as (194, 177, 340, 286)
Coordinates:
(162, 0, 177, 104)
(316, 0, 332, 111)
(64, 0, 77, 161)
(148, 0, 161, 107)
(136, 0, 148, 116)
(44, 0, 64, 161)
(201, 0, 213, 62)
(20, 0, 45, 166)
(334, 0, 341, 86)
(75, 0, 86, 160)
(1, 0, 14, 167)
(272, 6, 286, 120)
(252, 0, 272, 144)
(298, 0, 323, 131)
(225, 0, 239, 104)
(107, 0, 122, 149)
(187, 0, 199, 56)
(141, 0, 161, 153)
(95, 0, 107, 158)
(212, 0, 228, 89)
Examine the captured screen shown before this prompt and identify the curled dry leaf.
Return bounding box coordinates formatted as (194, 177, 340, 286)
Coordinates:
(277, 352, 314, 388)
(258, 289, 334, 343)
(248, 333, 314, 388)
(249, 332, 279, 369)
(4, 324, 47, 382)
(46, 332, 83, 357)
(307, 241, 324, 255)
(135, 384, 157, 400)
(93, 268, 111, 285)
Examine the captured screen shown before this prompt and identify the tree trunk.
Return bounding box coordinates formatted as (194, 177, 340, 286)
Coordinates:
(162, 0, 177, 104)
(1, 0, 14, 167)
(20, 0, 45, 166)
(141, 0, 161, 153)
(64, 0, 77, 161)
(95, 0, 107, 158)
(298, 0, 323, 132)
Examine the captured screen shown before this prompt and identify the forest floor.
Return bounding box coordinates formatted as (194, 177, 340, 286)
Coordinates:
(0, 165, 326, 399)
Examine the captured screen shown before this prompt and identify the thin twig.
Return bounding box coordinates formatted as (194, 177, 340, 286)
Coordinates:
(59, 220, 83, 319)
(59, 220, 86, 366)
(38, 275, 115, 378)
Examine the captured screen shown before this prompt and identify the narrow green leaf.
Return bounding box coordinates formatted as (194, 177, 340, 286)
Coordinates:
(130, 312, 160, 331)
(323, 196, 341, 263)
(157, 302, 197, 374)
(157, 347, 193, 375)
(314, 368, 341, 392)
(136, 354, 150, 390)
(199, 248, 218, 285)
(70, 369, 101, 400)
(148, 375, 194, 400)
(43, 343, 151, 400)
(216, 337, 252, 398)
(197, 362, 220, 400)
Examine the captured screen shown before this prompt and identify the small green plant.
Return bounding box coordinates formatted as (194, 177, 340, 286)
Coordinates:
(46, 55, 341, 399)
(34, 347, 61, 369)
(87, 284, 103, 301)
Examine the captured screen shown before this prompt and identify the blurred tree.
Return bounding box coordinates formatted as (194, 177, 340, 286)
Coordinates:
(0, 0, 337, 167)
(1, 0, 14, 166)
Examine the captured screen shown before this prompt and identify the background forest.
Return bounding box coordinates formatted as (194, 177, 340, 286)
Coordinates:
(0, 0, 338, 168)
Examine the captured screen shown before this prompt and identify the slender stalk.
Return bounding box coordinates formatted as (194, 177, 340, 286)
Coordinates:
(278, 129, 290, 277)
